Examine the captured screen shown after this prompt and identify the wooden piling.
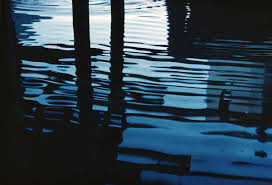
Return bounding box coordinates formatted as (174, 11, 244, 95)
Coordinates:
(72, 0, 102, 183)
(107, 0, 126, 127)
(72, 0, 93, 124)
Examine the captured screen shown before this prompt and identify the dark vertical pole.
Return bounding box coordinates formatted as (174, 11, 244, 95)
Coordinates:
(72, 0, 90, 54)
(3, 0, 26, 184)
(100, 1, 127, 182)
(72, 0, 98, 183)
(72, 0, 92, 119)
(107, 0, 126, 128)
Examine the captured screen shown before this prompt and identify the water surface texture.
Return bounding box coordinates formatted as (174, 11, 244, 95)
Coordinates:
(9, 0, 272, 184)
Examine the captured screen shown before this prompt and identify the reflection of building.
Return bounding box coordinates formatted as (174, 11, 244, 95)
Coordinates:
(163, 2, 272, 182)
(166, 0, 272, 122)
(194, 2, 272, 122)
(191, 0, 272, 38)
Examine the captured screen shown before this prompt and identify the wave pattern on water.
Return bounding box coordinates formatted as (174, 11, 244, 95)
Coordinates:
(10, 0, 272, 183)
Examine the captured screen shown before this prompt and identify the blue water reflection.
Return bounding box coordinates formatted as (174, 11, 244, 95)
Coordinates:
(9, 0, 272, 184)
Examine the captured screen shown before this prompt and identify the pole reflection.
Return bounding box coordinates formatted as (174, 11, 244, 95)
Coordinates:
(72, 0, 103, 183)
(107, 0, 126, 129)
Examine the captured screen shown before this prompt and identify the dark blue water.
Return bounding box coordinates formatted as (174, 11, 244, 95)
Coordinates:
(9, 0, 272, 184)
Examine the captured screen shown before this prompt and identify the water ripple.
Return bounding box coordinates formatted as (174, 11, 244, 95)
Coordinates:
(10, 0, 272, 182)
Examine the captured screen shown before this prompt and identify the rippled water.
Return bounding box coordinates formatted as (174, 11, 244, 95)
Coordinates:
(9, 0, 272, 184)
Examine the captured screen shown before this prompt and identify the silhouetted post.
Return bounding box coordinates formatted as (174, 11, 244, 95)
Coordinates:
(100, 2, 126, 180)
(72, 0, 90, 53)
(72, 0, 93, 128)
(2, 0, 23, 184)
(72, 0, 99, 183)
(101, 1, 129, 182)
(107, 0, 126, 128)
(72, 0, 95, 127)
(72, 0, 92, 113)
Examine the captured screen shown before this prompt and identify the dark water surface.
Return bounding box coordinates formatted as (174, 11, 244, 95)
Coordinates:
(8, 0, 272, 184)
